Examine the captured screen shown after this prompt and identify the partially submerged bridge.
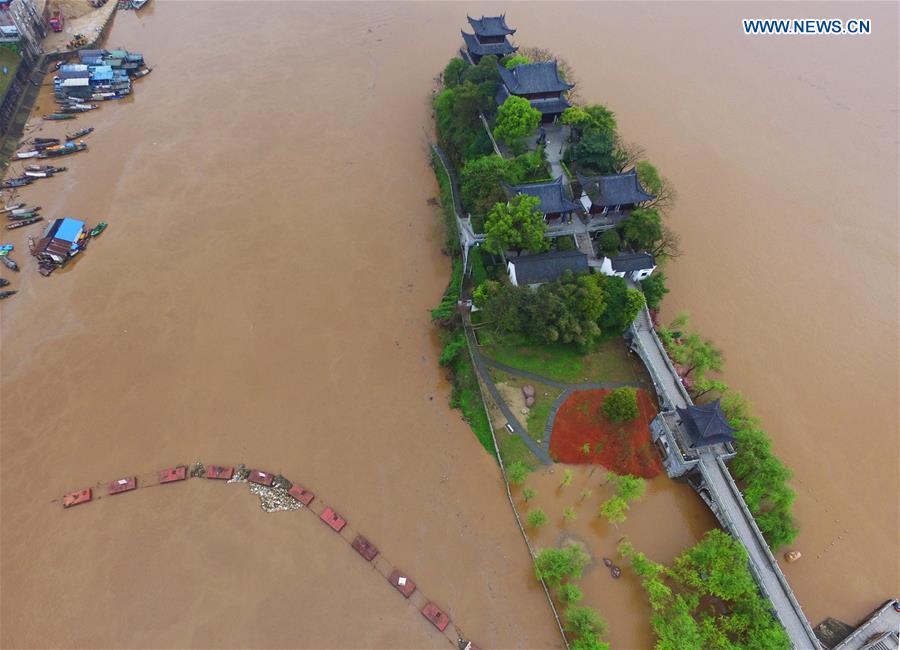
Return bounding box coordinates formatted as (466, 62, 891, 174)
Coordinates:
(628, 303, 822, 649)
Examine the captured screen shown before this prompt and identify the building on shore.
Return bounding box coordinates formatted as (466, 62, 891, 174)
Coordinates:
(496, 60, 573, 123)
(504, 176, 581, 223)
(461, 14, 516, 63)
(507, 250, 588, 288)
(0, 0, 43, 59)
(599, 252, 657, 282)
(576, 169, 655, 215)
(676, 401, 736, 449)
(32, 218, 88, 274)
(815, 599, 900, 650)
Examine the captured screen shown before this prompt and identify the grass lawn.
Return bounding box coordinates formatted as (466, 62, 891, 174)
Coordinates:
(0, 48, 21, 99)
(498, 432, 539, 469)
(490, 369, 563, 444)
(483, 335, 648, 385)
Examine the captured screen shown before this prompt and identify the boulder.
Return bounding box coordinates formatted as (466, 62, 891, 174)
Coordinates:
(784, 550, 802, 563)
(525, 396, 535, 408)
(522, 384, 535, 398)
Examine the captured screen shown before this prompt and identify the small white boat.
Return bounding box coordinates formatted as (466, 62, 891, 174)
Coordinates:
(24, 170, 51, 178)
(131, 0, 150, 8)
(16, 150, 39, 159)
(0, 203, 25, 214)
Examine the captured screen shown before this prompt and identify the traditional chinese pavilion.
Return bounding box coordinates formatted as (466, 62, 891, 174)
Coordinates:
(461, 15, 516, 63)
(496, 60, 573, 123)
(675, 401, 737, 449)
(577, 169, 655, 215)
(504, 177, 581, 221)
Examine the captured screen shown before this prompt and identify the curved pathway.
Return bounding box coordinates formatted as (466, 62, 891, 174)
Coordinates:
(59, 463, 481, 650)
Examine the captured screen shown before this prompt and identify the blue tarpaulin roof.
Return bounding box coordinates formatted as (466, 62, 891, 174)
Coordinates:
(90, 66, 113, 81)
(56, 218, 85, 243)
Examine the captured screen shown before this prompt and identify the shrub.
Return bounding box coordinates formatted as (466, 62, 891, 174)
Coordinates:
(599, 229, 620, 254)
(534, 543, 590, 587)
(507, 460, 531, 485)
(558, 582, 583, 604)
(602, 387, 639, 423)
(527, 508, 548, 528)
(641, 272, 669, 311)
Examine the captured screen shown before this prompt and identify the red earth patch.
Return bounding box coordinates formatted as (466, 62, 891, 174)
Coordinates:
(550, 389, 663, 478)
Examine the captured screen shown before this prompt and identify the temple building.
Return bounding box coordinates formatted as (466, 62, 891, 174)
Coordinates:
(496, 61, 573, 123)
(577, 169, 655, 215)
(599, 251, 657, 282)
(504, 177, 581, 222)
(507, 250, 588, 288)
(676, 401, 736, 449)
(461, 14, 516, 63)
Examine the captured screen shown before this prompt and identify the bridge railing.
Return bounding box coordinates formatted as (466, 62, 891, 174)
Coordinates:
(701, 457, 820, 648)
(629, 307, 693, 410)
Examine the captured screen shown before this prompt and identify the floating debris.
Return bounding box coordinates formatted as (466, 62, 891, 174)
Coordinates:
(249, 482, 304, 513)
(227, 464, 249, 483)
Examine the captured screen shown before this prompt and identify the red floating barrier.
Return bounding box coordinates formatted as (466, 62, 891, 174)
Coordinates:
(107, 476, 137, 495)
(319, 507, 346, 532)
(62, 488, 92, 508)
(248, 470, 274, 487)
(206, 465, 234, 480)
(351, 534, 379, 562)
(388, 570, 416, 598)
(288, 483, 314, 506)
(421, 602, 450, 631)
(159, 466, 187, 484)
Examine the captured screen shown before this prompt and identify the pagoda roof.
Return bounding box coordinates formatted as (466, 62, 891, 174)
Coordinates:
(610, 252, 656, 273)
(461, 31, 517, 57)
(676, 400, 736, 448)
(497, 61, 574, 96)
(504, 177, 581, 215)
(577, 169, 655, 207)
(466, 14, 515, 37)
(509, 250, 588, 285)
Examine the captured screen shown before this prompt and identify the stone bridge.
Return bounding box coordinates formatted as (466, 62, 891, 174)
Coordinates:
(628, 304, 822, 649)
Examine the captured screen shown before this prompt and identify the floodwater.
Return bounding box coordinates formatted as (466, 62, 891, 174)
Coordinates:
(1, 2, 897, 648)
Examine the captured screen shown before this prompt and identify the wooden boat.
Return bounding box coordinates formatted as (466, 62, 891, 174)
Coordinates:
(0, 203, 25, 213)
(0, 278, 9, 287)
(131, 0, 150, 9)
(38, 142, 87, 158)
(15, 150, 39, 159)
(9, 206, 39, 216)
(132, 67, 152, 78)
(1, 256, 19, 271)
(8, 212, 39, 220)
(89, 222, 108, 237)
(1, 177, 32, 188)
(59, 104, 97, 113)
(7, 217, 42, 230)
(32, 137, 60, 145)
(43, 113, 77, 121)
(0, 290, 16, 299)
(65, 127, 94, 140)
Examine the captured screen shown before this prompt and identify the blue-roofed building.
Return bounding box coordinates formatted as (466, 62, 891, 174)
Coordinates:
(34, 218, 88, 270)
(461, 14, 516, 63)
(90, 65, 113, 83)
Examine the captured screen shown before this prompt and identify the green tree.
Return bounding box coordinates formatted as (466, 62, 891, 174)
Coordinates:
(640, 271, 669, 311)
(599, 495, 628, 524)
(616, 474, 646, 502)
(443, 58, 468, 88)
(494, 96, 541, 149)
(462, 54, 501, 87)
(460, 155, 513, 216)
(434, 82, 494, 164)
(602, 387, 639, 423)
(561, 104, 617, 141)
(620, 207, 662, 251)
(534, 543, 590, 587)
(556, 235, 576, 251)
(507, 460, 531, 485)
(635, 160, 677, 214)
(522, 487, 536, 502)
(565, 606, 609, 650)
(527, 508, 548, 528)
(563, 506, 577, 522)
(558, 582, 582, 604)
(503, 54, 530, 69)
(484, 194, 548, 256)
(579, 488, 592, 503)
(560, 468, 573, 487)
(569, 128, 625, 174)
(623, 289, 646, 325)
(598, 229, 620, 254)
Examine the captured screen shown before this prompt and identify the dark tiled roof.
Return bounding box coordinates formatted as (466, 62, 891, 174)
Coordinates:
(505, 177, 581, 215)
(497, 61, 573, 96)
(461, 31, 516, 57)
(467, 15, 515, 37)
(495, 86, 570, 114)
(676, 401, 736, 448)
(577, 169, 655, 207)
(510, 251, 588, 285)
(610, 252, 656, 272)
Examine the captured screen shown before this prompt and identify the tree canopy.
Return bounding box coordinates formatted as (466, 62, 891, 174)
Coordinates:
(602, 387, 639, 423)
(503, 54, 530, 69)
(493, 96, 541, 149)
(534, 542, 590, 587)
(620, 207, 663, 251)
(459, 151, 548, 216)
(567, 128, 625, 174)
(640, 271, 669, 311)
(484, 194, 548, 255)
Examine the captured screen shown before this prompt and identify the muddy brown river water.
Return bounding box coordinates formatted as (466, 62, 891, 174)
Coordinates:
(1, 2, 897, 649)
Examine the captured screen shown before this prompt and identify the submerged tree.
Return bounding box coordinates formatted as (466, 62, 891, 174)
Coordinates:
(534, 542, 590, 587)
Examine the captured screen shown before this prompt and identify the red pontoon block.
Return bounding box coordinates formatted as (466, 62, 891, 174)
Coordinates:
(288, 483, 314, 506)
(320, 507, 346, 532)
(206, 465, 234, 480)
(388, 570, 416, 598)
(107, 476, 137, 495)
(248, 470, 274, 487)
(62, 488, 92, 508)
(159, 466, 187, 484)
(421, 602, 450, 632)
(351, 535, 379, 562)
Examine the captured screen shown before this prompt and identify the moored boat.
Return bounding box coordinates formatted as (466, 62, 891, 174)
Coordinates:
(133, 67, 152, 78)
(65, 127, 94, 140)
(89, 221, 108, 237)
(0, 278, 9, 287)
(15, 150, 39, 159)
(38, 141, 87, 158)
(9, 206, 40, 216)
(1, 177, 33, 188)
(32, 137, 60, 145)
(0, 203, 25, 213)
(0, 290, 16, 299)
(8, 212, 39, 220)
(1, 256, 19, 271)
(43, 113, 77, 120)
(7, 216, 43, 229)
(131, 0, 150, 9)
